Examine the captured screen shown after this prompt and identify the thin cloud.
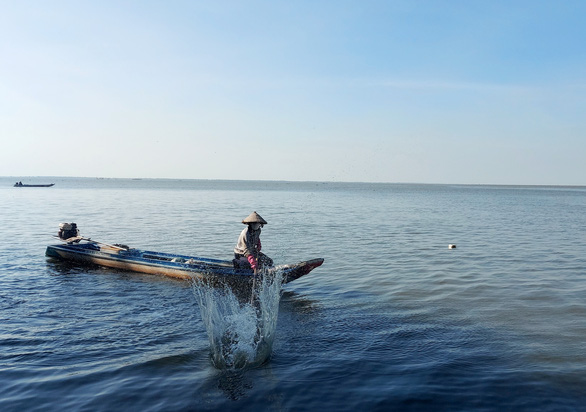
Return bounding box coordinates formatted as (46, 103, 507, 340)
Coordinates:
(379, 79, 532, 93)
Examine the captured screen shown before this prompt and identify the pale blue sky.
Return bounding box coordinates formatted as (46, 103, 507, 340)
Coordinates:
(1, 1, 585, 184)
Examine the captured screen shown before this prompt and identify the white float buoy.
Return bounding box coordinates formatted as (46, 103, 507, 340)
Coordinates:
(448, 244, 456, 249)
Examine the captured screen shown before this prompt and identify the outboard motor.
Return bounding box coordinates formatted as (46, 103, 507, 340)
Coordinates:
(58, 222, 79, 240)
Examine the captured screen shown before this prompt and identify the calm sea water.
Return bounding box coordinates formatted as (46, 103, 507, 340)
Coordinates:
(1, 177, 585, 411)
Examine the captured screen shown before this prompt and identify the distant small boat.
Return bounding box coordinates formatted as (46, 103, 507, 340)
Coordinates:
(14, 182, 55, 187)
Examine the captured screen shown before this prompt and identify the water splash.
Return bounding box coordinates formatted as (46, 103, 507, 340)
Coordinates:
(191, 270, 284, 369)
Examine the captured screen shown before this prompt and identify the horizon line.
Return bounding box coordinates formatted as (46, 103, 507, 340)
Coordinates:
(3, 176, 585, 188)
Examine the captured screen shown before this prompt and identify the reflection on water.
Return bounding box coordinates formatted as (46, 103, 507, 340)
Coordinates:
(216, 370, 254, 401)
(191, 270, 284, 369)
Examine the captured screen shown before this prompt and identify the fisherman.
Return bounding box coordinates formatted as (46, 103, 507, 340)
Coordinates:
(233, 211, 273, 271)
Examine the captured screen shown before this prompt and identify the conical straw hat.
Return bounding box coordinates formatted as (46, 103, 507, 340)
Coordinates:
(242, 211, 267, 224)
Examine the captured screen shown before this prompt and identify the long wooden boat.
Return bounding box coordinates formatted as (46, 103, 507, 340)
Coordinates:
(46, 240, 324, 285)
(14, 183, 55, 187)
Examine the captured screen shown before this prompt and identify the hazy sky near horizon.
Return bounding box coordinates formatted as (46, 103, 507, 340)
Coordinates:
(1, 1, 585, 185)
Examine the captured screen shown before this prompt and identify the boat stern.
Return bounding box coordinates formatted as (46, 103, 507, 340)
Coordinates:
(45, 245, 62, 259)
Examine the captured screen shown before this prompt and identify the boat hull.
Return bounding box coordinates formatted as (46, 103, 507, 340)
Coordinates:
(14, 183, 55, 187)
(46, 243, 323, 284)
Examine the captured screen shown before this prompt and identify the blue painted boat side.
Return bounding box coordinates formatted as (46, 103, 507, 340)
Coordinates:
(46, 243, 253, 278)
(135, 249, 233, 266)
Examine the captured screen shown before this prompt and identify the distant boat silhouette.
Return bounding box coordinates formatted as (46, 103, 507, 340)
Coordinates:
(14, 181, 55, 187)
